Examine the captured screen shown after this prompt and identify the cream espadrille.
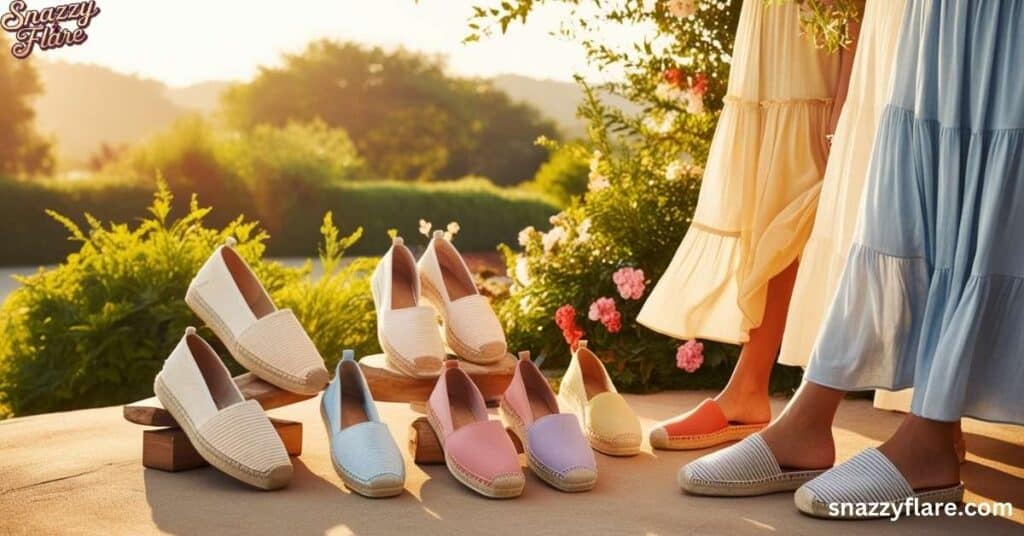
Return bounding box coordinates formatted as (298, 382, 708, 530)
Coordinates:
(186, 238, 328, 395)
(154, 328, 292, 490)
(371, 236, 446, 378)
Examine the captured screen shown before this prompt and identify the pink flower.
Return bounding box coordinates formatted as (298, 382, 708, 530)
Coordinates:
(676, 340, 704, 373)
(588, 297, 623, 333)
(612, 267, 646, 300)
(588, 297, 617, 322)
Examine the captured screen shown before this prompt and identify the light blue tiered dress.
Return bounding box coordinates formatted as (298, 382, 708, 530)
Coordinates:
(806, 0, 1024, 424)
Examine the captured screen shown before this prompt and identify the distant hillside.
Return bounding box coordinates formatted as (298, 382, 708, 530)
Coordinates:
(32, 62, 626, 165)
(34, 61, 185, 163)
(491, 74, 640, 139)
(165, 81, 232, 115)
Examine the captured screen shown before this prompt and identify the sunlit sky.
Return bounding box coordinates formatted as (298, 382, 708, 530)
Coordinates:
(40, 0, 613, 87)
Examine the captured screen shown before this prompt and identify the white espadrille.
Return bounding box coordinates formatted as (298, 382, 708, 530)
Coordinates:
(186, 238, 329, 395)
(418, 230, 506, 364)
(794, 448, 965, 519)
(154, 328, 292, 490)
(371, 236, 446, 378)
(679, 434, 827, 496)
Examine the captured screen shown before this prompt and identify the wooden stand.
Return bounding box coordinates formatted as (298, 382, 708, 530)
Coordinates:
(358, 353, 516, 403)
(407, 417, 523, 464)
(124, 373, 313, 472)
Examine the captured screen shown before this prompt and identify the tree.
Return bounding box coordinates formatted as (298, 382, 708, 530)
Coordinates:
(0, 34, 53, 178)
(221, 40, 559, 185)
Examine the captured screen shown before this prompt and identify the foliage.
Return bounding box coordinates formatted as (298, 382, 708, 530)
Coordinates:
(0, 184, 378, 418)
(522, 140, 590, 206)
(0, 175, 557, 266)
(0, 34, 53, 177)
(477, 1, 804, 392)
(105, 116, 364, 232)
(777, 0, 864, 52)
(221, 40, 559, 185)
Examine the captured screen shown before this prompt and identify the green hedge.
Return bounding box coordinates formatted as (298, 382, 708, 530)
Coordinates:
(0, 177, 559, 266)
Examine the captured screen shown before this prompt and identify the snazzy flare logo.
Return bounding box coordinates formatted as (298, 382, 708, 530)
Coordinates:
(1, 0, 101, 58)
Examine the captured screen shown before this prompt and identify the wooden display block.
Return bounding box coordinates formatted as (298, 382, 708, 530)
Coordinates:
(359, 354, 516, 404)
(143, 418, 302, 472)
(123, 372, 315, 426)
(407, 417, 523, 465)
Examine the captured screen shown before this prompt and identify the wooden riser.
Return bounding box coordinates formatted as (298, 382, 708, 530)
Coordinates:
(359, 354, 516, 404)
(407, 417, 523, 465)
(142, 419, 302, 472)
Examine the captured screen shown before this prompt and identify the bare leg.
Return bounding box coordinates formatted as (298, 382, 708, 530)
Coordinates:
(759, 381, 844, 470)
(714, 261, 800, 424)
(878, 414, 961, 489)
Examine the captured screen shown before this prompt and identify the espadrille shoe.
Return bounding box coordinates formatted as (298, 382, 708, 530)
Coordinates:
(371, 236, 446, 378)
(649, 399, 767, 450)
(794, 448, 964, 519)
(500, 351, 597, 492)
(186, 238, 329, 395)
(557, 341, 642, 456)
(418, 230, 506, 364)
(321, 350, 406, 498)
(679, 434, 827, 496)
(427, 360, 525, 498)
(154, 328, 292, 490)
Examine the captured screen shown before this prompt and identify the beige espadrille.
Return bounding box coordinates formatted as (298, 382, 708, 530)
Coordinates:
(418, 230, 507, 364)
(186, 238, 329, 395)
(154, 328, 293, 490)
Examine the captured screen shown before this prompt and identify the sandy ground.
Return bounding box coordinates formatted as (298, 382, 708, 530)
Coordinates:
(1, 390, 1020, 535)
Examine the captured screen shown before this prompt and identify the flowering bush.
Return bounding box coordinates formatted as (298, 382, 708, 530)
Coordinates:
(481, 0, 807, 392)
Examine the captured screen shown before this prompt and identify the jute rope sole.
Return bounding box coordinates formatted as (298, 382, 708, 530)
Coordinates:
(651, 423, 766, 451)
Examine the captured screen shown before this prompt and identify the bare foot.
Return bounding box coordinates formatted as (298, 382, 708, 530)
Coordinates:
(713, 384, 771, 425)
(758, 382, 844, 470)
(877, 414, 960, 490)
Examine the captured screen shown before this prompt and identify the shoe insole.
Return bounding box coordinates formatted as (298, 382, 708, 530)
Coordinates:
(222, 248, 275, 318)
(340, 392, 369, 429)
(339, 369, 370, 429)
(447, 376, 482, 430)
(391, 264, 418, 309)
(437, 245, 476, 301)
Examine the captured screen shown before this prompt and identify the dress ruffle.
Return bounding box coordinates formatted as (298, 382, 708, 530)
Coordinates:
(778, 0, 907, 366)
(808, 102, 1024, 424)
(638, 0, 840, 343)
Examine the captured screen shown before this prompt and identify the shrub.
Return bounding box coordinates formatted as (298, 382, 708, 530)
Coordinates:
(523, 141, 590, 206)
(0, 175, 558, 266)
(0, 184, 378, 418)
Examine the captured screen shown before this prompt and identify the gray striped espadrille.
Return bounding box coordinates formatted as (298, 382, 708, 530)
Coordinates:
(679, 434, 827, 496)
(794, 448, 965, 519)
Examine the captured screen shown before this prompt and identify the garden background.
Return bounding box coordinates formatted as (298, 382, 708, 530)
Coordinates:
(0, 0, 858, 418)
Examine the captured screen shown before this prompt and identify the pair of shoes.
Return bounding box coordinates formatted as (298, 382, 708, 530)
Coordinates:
(500, 351, 598, 492)
(372, 232, 506, 378)
(154, 239, 330, 490)
(557, 341, 642, 456)
(679, 434, 964, 520)
(321, 350, 405, 498)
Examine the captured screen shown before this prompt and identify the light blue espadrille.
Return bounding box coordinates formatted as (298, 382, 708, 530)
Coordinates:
(320, 350, 406, 498)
